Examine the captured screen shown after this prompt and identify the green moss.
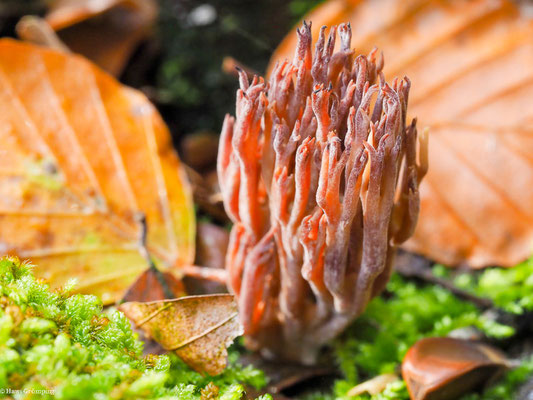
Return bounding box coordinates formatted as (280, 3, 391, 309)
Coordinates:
(311, 270, 530, 400)
(450, 256, 533, 314)
(2, 255, 531, 400)
(0, 257, 265, 400)
(336, 274, 513, 382)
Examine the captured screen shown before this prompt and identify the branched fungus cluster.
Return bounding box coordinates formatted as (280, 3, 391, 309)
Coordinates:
(218, 22, 428, 363)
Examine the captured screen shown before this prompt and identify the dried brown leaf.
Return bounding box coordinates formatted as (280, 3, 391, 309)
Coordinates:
(119, 294, 243, 376)
(402, 337, 508, 400)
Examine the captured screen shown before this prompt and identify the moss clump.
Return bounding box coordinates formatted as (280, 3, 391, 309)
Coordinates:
(309, 271, 531, 400)
(0, 257, 266, 399)
(446, 256, 533, 314)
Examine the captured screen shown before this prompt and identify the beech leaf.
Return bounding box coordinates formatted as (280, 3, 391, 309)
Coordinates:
(0, 39, 195, 303)
(270, 0, 533, 268)
(119, 294, 243, 376)
(402, 337, 508, 400)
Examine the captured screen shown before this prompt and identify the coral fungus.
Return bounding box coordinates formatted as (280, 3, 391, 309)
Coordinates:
(218, 22, 428, 363)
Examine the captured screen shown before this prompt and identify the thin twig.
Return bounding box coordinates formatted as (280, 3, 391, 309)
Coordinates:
(180, 264, 228, 284)
(394, 250, 494, 309)
(135, 213, 175, 299)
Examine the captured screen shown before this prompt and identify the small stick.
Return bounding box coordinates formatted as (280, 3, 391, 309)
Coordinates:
(394, 250, 493, 309)
(180, 264, 228, 284)
(135, 213, 175, 299)
(16, 16, 70, 53)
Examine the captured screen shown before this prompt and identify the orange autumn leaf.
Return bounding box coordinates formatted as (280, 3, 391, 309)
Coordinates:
(270, 0, 533, 268)
(0, 39, 195, 303)
(119, 294, 242, 376)
(18, 0, 157, 76)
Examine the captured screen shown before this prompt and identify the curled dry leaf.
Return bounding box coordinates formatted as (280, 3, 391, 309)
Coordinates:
(270, 0, 533, 268)
(17, 0, 157, 76)
(0, 39, 195, 303)
(402, 337, 508, 400)
(119, 294, 243, 376)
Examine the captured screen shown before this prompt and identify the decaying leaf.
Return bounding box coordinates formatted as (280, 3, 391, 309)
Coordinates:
(0, 39, 195, 303)
(17, 0, 157, 76)
(402, 337, 509, 400)
(119, 294, 243, 376)
(270, 0, 533, 268)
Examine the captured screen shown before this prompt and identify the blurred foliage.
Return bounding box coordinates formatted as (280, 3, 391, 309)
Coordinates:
(0, 0, 45, 38)
(0, 257, 266, 399)
(154, 0, 324, 135)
